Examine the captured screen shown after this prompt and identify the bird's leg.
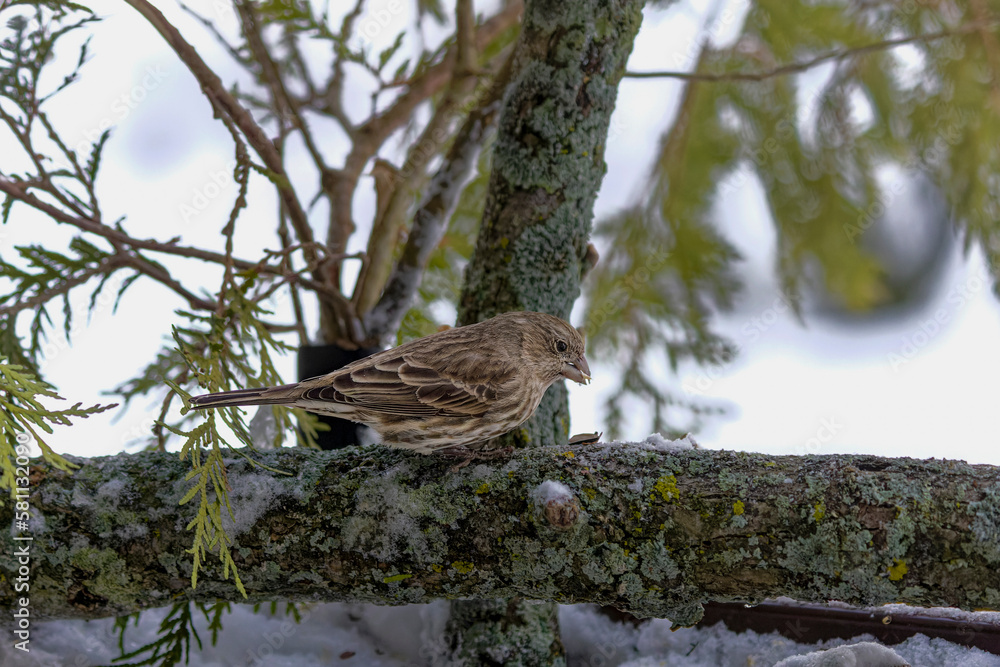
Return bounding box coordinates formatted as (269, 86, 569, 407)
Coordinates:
(435, 445, 515, 472)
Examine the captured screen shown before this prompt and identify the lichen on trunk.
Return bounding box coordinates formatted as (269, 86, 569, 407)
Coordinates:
(457, 0, 645, 451)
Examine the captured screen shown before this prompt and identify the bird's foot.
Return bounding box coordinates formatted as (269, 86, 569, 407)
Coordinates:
(436, 445, 515, 472)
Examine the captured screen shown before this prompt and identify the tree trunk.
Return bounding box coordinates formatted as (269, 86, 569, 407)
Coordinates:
(457, 0, 644, 447)
(3, 445, 998, 625)
(450, 0, 643, 661)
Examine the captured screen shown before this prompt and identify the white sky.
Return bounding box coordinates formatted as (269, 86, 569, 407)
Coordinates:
(2, 0, 999, 467)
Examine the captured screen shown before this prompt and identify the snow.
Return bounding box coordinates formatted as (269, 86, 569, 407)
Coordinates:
(219, 468, 301, 536)
(532, 480, 576, 506)
(638, 433, 698, 452)
(6, 603, 999, 666)
(773, 641, 908, 666)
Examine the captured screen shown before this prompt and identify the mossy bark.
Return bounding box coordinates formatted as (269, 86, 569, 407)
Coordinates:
(3, 446, 999, 626)
(457, 0, 644, 449)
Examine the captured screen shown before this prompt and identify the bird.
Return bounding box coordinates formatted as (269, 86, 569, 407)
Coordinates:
(188, 311, 591, 454)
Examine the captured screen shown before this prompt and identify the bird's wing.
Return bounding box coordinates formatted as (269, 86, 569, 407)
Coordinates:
(297, 345, 517, 418)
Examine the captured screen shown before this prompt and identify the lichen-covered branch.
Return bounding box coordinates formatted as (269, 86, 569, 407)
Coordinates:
(2, 444, 998, 624)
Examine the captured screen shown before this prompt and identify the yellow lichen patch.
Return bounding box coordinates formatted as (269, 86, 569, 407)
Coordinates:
(430, 564, 442, 573)
(475, 482, 491, 495)
(732, 500, 745, 516)
(452, 561, 475, 574)
(562, 451, 575, 458)
(582, 487, 597, 500)
(653, 474, 679, 502)
(812, 501, 826, 522)
(888, 559, 908, 581)
(383, 573, 412, 583)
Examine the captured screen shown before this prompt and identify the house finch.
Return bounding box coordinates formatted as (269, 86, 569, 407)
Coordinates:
(188, 311, 591, 454)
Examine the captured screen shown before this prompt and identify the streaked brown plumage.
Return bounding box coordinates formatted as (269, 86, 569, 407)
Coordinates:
(188, 311, 591, 454)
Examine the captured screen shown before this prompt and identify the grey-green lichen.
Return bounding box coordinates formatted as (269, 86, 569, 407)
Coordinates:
(456, 0, 646, 453)
(2, 444, 1000, 624)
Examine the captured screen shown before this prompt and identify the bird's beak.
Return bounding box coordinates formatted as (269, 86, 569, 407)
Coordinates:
(561, 354, 592, 385)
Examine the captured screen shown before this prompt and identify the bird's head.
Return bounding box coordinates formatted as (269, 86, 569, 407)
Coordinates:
(510, 311, 591, 387)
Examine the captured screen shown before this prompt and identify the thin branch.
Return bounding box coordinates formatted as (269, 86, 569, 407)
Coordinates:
(177, 2, 252, 69)
(0, 178, 250, 268)
(351, 0, 484, 316)
(455, 0, 477, 75)
(322, 0, 364, 133)
(235, 0, 328, 171)
(323, 0, 523, 262)
(276, 213, 309, 347)
(121, 0, 318, 272)
(624, 22, 997, 82)
(351, 67, 485, 316)
(0, 178, 331, 310)
(0, 261, 117, 319)
(317, 0, 523, 344)
(0, 107, 91, 221)
(365, 53, 513, 341)
(116, 252, 217, 311)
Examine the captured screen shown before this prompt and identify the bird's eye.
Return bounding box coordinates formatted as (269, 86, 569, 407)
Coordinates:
(556, 340, 568, 353)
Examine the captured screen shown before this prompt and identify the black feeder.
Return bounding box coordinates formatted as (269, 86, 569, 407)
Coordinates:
(297, 344, 380, 450)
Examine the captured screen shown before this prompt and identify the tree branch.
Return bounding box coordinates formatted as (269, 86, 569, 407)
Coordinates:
(364, 54, 513, 342)
(624, 22, 998, 82)
(2, 445, 999, 623)
(351, 44, 504, 321)
(121, 0, 318, 272)
(321, 0, 524, 275)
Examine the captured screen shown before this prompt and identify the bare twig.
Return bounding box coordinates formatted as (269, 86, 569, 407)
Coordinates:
(321, 0, 364, 133)
(177, 2, 250, 68)
(0, 178, 326, 311)
(365, 53, 514, 341)
(351, 66, 483, 315)
(235, 0, 328, 171)
(323, 0, 523, 267)
(122, 0, 318, 272)
(624, 22, 997, 83)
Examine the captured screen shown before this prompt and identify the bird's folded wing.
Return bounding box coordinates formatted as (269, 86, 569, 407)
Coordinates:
(300, 349, 516, 418)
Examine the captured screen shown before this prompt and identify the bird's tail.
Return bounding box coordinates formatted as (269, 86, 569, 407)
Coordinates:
(188, 384, 301, 409)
